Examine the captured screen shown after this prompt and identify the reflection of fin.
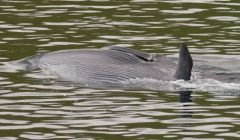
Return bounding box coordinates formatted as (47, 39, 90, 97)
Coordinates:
(179, 91, 192, 103)
(102, 46, 153, 62)
(17, 53, 44, 71)
(178, 91, 193, 118)
(174, 43, 193, 80)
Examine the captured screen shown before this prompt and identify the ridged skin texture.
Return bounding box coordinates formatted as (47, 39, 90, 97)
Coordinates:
(38, 49, 177, 84)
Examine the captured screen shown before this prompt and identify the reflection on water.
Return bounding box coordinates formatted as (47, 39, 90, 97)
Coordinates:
(0, 0, 239, 139)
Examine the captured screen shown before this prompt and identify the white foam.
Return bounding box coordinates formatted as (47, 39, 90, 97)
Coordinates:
(123, 78, 240, 94)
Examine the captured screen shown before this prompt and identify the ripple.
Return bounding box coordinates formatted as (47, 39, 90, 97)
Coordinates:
(129, 128, 181, 135)
(71, 10, 101, 14)
(107, 21, 148, 26)
(43, 22, 86, 26)
(0, 24, 21, 29)
(0, 119, 29, 125)
(37, 42, 85, 47)
(85, 39, 112, 43)
(2, 9, 35, 12)
(163, 117, 239, 124)
(174, 124, 233, 132)
(223, 26, 240, 29)
(0, 137, 17, 140)
(183, 138, 223, 140)
(99, 35, 173, 41)
(165, 18, 197, 21)
(23, 27, 51, 31)
(207, 16, 239, 21)
(2, 92, 77, 97)
(131, 0, 158, 2)
(2, 0, 30, 3)
(20, 133, 57, 140)
(0, 124, 67, 130)
(160, 0, 230, 4)
(27, 84, 76, 90)
(52, 116, 156, 127)
(176, 23, 209, 27)
(8, 29, 36, 33)
(217, 132, 240, 138)
(38, 10, 68, 14)
(0, 6, 15, 8)
(161, 8, 206, 14)
(213, 7, 231, 10)
(211, 39, 240, 43)
(36, 5, 119, 9)
(2, 38, 24, 41)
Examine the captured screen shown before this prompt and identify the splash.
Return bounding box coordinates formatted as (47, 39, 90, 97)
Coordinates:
(123, 78, 240, 95)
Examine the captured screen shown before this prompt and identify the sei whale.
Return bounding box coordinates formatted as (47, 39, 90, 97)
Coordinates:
(18, 43, 193, 85)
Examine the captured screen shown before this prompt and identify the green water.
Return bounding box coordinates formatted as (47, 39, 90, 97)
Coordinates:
(0, 0, 239, 139)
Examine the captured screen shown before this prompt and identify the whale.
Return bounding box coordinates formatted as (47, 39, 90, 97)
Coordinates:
(17, 43, 193, 85)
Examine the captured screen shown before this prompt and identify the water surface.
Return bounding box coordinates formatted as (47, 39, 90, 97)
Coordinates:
(0, 0, 239, 139)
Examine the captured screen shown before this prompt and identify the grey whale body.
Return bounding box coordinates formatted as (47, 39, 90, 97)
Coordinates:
(19, 44, 193, 85)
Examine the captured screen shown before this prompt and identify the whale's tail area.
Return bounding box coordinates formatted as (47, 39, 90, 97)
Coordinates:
(174, 43, 193, 81)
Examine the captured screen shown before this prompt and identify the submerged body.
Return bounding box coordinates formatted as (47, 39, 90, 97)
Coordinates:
(18, 44, 193, 85)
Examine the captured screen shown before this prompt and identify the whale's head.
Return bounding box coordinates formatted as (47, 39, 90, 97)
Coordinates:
(174, 43, 193, 81)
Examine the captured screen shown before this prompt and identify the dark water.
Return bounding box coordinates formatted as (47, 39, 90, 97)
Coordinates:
(0, 0, 240, 139)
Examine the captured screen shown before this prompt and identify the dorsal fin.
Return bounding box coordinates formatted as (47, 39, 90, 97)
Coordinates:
(102, 46, 153, 62)
(174, 43, 193, 80)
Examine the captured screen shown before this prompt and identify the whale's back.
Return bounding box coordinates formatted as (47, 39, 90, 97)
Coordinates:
(38, 49, 176, 84)
(17, 44, 192, 85)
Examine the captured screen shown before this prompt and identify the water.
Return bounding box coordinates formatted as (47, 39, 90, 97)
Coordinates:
(0, 0, 239, 139)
